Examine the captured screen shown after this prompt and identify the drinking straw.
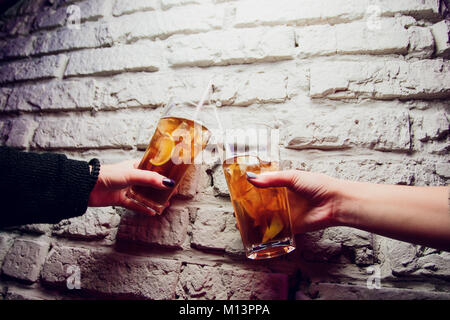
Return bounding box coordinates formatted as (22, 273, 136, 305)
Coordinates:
(193, 80, 231, 162)
(194, 80, 213, 121)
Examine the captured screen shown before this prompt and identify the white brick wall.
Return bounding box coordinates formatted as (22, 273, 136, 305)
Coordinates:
(0, 0, 449, 300)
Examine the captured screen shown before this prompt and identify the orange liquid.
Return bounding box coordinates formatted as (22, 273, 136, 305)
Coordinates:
(223, 155, 295, 259)
(127, 116, 210, 214)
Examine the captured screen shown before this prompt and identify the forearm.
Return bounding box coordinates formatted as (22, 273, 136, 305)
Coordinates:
(0, 147, 97, 227)
(334, 180, 450, 250)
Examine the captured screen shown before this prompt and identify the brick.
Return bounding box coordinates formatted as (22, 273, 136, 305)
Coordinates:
(294, 227, 374, 266)
(4, 288, 43, 300)
(0, 35, 34, 60)
(64, 41, 161, 77)
(407, 26, 434, 59)
(309, 60, 450, 100)
(410, 108, 449, 156)
(98, 68, 288, 110)
(285, 157, 450, 186)
(285, 108, 411, 152)
(379, 237, 450, 279)
(234, 0, 440, 28)
(177, 264, 288, 299)
(431, 20, 450, 58)
(413, 251, 450, 279)
(4, 0, 49, 16)
(52, 207, 120, 242)
(35, 0, 111, 30)
(191, 207, 244, 255)
(166, 27, 295, 67)
(176, 164, 203, 199)
(411, 109, 449, 143)
(41, 245, 181, 299)
(295, 25, 337, 57)
(211, 165, 227, 198)
(112, 0, 158, 16)
(0, 55, 68, 84)
(0, 120, 12, 144)
(117, 207, 189, 249)
(32, 116, 136, 150)
(307, 283, 450, 300)
(32, 23, 113, 56)
(5, 79, 98, 112)
(0, 14, 34, 37)
(4, 118, 36, 149)
(295, 19, 417, 57)
(16, 224, 52, 235)
(110, 5, 221, 42)
(1, 239, 50, 283)
(0, 88, 12, 111)
(0, 234, 14, 269)
(161, 0, 208, 10)
(336, 19, 410, 55)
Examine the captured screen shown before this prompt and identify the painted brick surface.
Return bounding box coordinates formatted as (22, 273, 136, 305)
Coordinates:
(1, 239, 50, 283)
(0, 0, 449, 301)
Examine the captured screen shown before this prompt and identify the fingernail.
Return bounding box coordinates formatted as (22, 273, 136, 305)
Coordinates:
(163, 178, 175, 187)
(246, 172, 258, 180)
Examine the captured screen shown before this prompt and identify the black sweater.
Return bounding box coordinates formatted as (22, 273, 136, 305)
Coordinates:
(0, 146, 98, 228)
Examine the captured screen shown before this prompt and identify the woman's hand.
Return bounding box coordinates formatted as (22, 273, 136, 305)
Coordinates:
(88, 160, 175, 215)
(246, 170, 341, 234)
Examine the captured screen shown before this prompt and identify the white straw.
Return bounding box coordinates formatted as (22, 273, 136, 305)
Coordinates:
(194, 80, 213, 121)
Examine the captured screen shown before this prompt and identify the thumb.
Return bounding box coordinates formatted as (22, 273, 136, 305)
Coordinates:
(246, 170, 299, 190)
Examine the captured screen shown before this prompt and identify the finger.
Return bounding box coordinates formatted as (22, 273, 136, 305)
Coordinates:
(246, 170, 299, 190)
(133, 160, 140, 169)
(127, 169, 175, 190)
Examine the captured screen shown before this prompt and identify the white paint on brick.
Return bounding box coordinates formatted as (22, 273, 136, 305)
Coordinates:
(32, 23, 113, 56)
(64, 41, 161, 77)
(309, 59, 450, 100)
(35, 0, 111, 30)
(234, 0, 440, 28)
(0, 55, 68, 84)
(117, 206, 190, 248)
(41, 245, 182, 299)
(166, 27, 295, 67)
(32, 116, 137, 150)
(110, 5, 222, 43)
(112, 0, 158, 17)
(5, 79, 98, 111)
(1, 239, 50, 283)
(0, 0, 449, 301)
(284, 107, 411, 152)
(430, 20, 450, 58)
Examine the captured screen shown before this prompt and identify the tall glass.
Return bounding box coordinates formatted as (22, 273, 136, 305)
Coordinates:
(222, 127, 296, 259)
(126, 101, 211, 215)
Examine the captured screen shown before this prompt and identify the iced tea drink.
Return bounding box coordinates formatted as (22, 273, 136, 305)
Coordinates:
(127, 116, 210, 214)
(223, 155, 295, 259)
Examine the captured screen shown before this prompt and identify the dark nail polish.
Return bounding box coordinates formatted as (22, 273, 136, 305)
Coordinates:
(163, 178, 175, 187)
(246, 172, 258, 179)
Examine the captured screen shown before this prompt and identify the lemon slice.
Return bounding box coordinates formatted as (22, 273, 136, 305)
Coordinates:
(150, 133, 175, 166)
(262, 214, 284, 243)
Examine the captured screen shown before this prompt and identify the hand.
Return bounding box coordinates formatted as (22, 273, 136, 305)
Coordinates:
(88, 160, 176, 215)
(246, 170, 341, 234)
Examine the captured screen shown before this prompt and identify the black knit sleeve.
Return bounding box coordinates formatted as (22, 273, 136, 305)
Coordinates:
(0, 146, 99, 228)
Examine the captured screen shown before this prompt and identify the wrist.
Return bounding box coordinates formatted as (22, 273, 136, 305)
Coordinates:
(329, 178, 361, 228)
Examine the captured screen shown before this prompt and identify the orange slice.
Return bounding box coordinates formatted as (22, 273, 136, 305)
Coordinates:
(150, 133, 175, 166)
(262, 214, 284, 243)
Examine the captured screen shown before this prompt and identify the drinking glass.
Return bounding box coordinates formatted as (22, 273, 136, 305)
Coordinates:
(126, 99, 212, 215)
(221, 126, 296, 259)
